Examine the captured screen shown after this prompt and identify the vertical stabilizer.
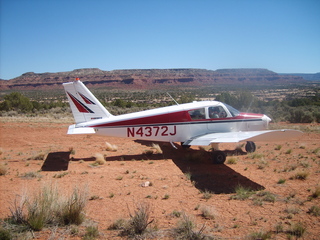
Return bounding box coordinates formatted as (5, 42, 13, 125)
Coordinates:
(63, 80, 112, 123)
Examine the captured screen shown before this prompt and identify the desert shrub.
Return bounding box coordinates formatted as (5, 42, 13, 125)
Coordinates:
(290, 171, 309, 180)
(246, 230, 272, 240)
(226, 157, 237, 164)
(202, 190, 213, 200)
(144, 149, 154, 156)
(171, 210, 182, 218)
(121, 202, 154, 236)
(108, 218, 126, 230)
(105, 142, 118, 151)
(230, 185, 254, 200)
(83, 225, 99, 240)
(93, 153, 106, 165)
(151, 143, 163, 154)
(0, 227, 12, 240)
(0, 92, 33, 112)
(8, 184, 88, 231)
(277, 178, 286, 184)
(21, 171, 42, 179)
(285, 149, 293, 154)
(274, 144, 282, 150)
(248, 152, 264, 159)
(310, 186, 320, 199)
(60, 187, 87, 225)
(307, 205, 320, 216)
(24, 184, 60, 230)
(174, 212, 209, 240)
(255, 191, 276, 203)
(287, 222, 306, 238)
(287, 107, 315, 123)
(200, 206, 215, 220)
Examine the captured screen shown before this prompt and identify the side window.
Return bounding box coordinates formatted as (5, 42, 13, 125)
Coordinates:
(208, 106, 228, 119)
(188, 108, 206, 120)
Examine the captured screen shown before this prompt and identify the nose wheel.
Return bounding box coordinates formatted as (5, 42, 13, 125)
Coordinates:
(211, 151, 226, 164)
(245, 141, 256, 153)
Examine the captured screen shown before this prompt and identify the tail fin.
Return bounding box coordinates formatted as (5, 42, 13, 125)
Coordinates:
(63, 80, 113, 124)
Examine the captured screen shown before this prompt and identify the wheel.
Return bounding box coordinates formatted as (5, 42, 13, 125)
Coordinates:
(181, 142, 191, 149)
(245, 141, 256, 153)
(211, 151, 226, 164)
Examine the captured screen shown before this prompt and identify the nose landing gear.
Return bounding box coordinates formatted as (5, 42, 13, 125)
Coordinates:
(245, 141, 256, 153)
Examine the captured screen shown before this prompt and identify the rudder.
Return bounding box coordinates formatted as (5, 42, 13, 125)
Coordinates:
(63, 80, 112, 123)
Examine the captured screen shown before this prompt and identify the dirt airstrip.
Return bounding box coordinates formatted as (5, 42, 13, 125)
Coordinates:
(0, 118, 319, 239)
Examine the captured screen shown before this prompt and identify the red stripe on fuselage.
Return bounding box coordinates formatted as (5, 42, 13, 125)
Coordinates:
(89, 111, 191, 127)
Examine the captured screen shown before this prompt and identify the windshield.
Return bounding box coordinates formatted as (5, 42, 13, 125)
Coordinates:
(224, 103, 240, 117)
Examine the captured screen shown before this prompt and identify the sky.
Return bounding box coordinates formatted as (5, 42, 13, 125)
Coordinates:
(0, 0, 319, 80)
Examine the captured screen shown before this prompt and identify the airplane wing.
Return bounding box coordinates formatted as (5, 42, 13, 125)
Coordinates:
(184, 129, 303, 146)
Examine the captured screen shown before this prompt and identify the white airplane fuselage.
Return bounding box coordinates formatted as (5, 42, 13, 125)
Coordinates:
(74, 101, 271, 144)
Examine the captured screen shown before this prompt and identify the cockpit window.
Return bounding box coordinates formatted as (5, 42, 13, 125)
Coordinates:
(224, 104, 240, 117)
(208, 106, 227, 118)
(188, 108, 206, 120)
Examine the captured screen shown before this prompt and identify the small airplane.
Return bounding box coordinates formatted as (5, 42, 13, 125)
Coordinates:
(63, 79, 303, 164)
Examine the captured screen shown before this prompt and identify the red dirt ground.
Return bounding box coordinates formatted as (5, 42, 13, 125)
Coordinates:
(0, 119, 319, 239)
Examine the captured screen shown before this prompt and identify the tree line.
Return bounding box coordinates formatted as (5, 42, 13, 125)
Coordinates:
(0, 91, 319, 123)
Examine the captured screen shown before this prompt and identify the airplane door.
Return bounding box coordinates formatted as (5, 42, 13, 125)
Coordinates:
(207, 106, 235, 132)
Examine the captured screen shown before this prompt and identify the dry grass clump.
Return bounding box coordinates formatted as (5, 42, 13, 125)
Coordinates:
(21, 171, 42, 179)
(114, 202, 154, 237)
(28, 152, 47, 161)
(201, 190, 213, 200)
(230, 185, 255, 200)
(309, 186, 320, 199)
(308, 205, 320, 216)
(151, 143, 163, 154)
(0, 162, 8, 176)
(174, 212, 210, 240)
(246, 230, 272, 240)
(8, 184, 88, 231)
(287, 222, 306, 238)
(226, 157, 237, 164)
(105, 142, 118, 152)
(83, 225, 99, 240)
(290, 171, 309, 180)
(199, 205, 215, 220)
(93, 153, 106, 165)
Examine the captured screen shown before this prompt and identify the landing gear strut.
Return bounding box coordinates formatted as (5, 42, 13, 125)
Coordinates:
(181, 142, 191, 149)
(245, 141, 256, 153)
(211, 151, 226, 164)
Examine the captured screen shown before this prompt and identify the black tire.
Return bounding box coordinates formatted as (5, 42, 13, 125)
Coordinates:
(212, 151, 226, 164)
(245, 141, 256, 153)
(181, 142, 191, 149)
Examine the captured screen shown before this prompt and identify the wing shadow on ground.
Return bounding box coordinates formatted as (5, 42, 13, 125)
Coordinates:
(41, 142, 264, 194)
(135, 140, 264, 194)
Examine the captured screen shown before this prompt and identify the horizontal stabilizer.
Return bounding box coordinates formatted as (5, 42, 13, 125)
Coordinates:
(67, 124, 95, 134)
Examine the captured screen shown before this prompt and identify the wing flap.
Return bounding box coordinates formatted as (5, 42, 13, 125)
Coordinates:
(185, 129, 303, 146)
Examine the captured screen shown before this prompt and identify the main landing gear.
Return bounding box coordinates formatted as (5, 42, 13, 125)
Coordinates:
(211, 151, 226, 164)
(181, 141, 257, 164)
(210, 141, 257, 164)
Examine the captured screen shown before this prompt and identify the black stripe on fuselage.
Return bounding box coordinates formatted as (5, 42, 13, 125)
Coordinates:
(89, 118, 262, 128)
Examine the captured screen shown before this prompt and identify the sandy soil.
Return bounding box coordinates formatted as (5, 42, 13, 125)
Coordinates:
(0, 119, 319, 239)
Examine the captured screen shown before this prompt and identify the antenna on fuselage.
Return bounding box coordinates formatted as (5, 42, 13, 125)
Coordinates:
(167, 92, 179, 105)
